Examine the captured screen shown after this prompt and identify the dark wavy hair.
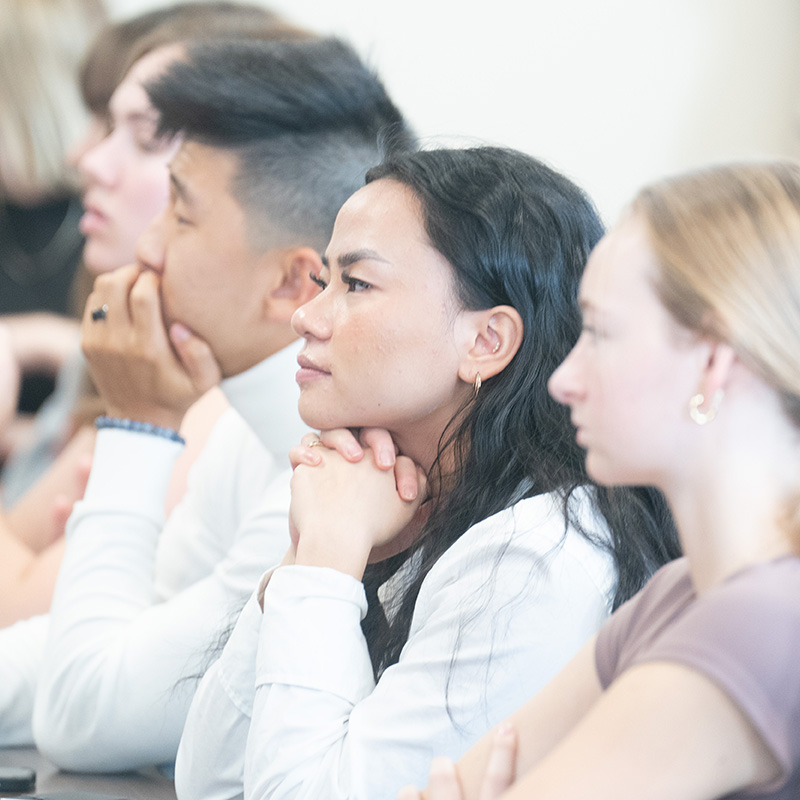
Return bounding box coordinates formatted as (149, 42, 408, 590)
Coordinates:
(360, 147, 680, 678)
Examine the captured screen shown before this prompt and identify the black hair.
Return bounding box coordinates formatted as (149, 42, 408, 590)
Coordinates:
(146, 37, 415, 251)
(360, 148, 680, 677)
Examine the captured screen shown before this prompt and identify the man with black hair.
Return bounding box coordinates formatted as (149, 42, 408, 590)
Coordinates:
(32, 37, 413, 772)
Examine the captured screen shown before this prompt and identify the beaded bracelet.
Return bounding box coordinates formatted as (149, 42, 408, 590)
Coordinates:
(95, 415, 186, 445)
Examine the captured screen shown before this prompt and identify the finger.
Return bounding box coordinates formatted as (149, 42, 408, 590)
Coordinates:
(129, 270, 170, 348)
(82, 265, 139, 346)
(289, 442, 322, 469)
(359, 427, 397, 469)
(318, 428, 363, 461)
(170, 323, 222, 393)
(394, 455, 422, 501)
(426, 757, 463, 800)
(74, 454, 93, 499)
(50, 494, 74, 540)
(396, 787, 423, 800)
(478, 724, 518, 800)
(416, 464, 429, 502)
(92, 264, 139, 326)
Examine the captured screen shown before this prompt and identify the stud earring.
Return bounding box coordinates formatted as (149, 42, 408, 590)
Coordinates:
(474, 372, 482, 397)
(492, 341, 500, 354)
(688, 390, 723, 425)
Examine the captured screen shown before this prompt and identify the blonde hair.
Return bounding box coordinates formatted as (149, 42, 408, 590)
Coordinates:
(634, 161, 800, 430)
(635, 161, 800, 544)
(0, 0, 106, 201)
(79, 2, 311, 119)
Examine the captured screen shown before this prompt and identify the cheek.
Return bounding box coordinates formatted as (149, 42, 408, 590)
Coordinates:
(125, 168, 170, 228)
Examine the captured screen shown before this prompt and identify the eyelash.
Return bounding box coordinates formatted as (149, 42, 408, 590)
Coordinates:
(168, 201, 190, 227)
(308, 272, 371, 293)
(344, 275, 371, 292)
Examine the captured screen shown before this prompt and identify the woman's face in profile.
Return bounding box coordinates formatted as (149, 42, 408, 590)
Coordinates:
(77, 46, 181, 275)
(548, 214, 702, 488)
(292, 178, 473, 438)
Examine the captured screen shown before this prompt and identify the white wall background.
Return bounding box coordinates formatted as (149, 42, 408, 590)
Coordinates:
(108, 0, 800, 223)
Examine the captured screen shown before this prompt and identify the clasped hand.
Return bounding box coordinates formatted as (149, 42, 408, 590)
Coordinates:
(287, 428, 428, 580)
(81, 265, 221, 431)
(397, 724, 517, 800)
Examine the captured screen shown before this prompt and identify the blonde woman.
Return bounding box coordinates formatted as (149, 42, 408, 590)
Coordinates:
(0, 0, 105, 437)
(404, 161, 800, 800)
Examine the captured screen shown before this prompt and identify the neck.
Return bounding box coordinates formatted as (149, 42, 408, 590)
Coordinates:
(661, 399, 799, 593)
(222, 327, 300, 379)
(388, 396, 471, 477)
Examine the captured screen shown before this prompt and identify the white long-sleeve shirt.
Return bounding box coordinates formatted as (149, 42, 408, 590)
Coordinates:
(0, 614, 49, 746)
(31, 342, 307, 772)
(176, 490, 616, 800)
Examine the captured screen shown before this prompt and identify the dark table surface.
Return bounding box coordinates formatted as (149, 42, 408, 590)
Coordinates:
(0, 747, 176, 800)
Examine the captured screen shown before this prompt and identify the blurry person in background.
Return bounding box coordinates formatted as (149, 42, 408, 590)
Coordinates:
(0, 3, 310, 629)
(2, 1, 310, 508)
(0, 0, 106, 457)
(0, 2, 312, 747)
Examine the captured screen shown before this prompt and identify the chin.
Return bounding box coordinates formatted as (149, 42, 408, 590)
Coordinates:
(586, 453, 648, 488)
(297, 399, 359, 432)
(83, 243, 123, 276)
(584, 452, 619, 487)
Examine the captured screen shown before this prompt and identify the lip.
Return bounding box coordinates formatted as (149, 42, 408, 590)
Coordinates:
(79, 201, 109, 235)
(296, 352, 331, 384)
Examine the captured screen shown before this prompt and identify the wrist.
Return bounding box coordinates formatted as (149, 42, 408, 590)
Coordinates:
(294, 528, 370, 581)
(95, 415, 185, 445)
(104, 406, 185, 433)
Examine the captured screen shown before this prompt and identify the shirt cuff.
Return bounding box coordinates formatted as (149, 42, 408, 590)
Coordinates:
(81, 427, 184, 518)
(256, 565, 374, 702)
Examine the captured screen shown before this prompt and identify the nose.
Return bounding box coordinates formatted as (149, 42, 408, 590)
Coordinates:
(136, 210, 168, 275)
(67, 116, 108, 169)
(77, 127, 121, 188)
(291, 288, 332, 341)
(547, 341, 583, 406)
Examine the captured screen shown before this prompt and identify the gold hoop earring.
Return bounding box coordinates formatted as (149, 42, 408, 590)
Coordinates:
(688, 390, 723, 425)
(473, 372, 482, 397)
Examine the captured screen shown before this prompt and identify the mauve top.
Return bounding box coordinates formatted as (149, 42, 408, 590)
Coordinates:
(596, 556, 800, 799)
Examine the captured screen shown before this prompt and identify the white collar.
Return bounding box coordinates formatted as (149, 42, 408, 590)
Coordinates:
(220, 339, 307, 459)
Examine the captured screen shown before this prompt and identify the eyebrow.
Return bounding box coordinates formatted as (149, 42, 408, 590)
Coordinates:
(320, 249, 391, 270)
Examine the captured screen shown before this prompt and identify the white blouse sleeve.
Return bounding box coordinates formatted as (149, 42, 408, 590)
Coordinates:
(189, 492, 615, 800)
(175, 592, 266, 800)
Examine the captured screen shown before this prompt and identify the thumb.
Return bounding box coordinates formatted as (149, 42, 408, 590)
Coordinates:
(170, 322, 222, 392)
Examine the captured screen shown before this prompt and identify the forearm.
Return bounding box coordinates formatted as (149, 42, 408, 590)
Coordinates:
(33, 428, 185, 770)
(244, 566, 374, 800)
(5, 425, 96, 552)
(0, 536, 64, 627)
(5, 313, 80, 374)
(451, 638, 602, 800)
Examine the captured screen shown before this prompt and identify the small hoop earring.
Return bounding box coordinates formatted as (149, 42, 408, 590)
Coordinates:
(689, 390, 723, 425)
(473, 372, 482, 397)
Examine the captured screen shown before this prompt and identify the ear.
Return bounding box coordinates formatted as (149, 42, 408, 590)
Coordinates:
(456, 305, 524, 386)
(262, 247, 323, 323)
(692, 338, 737, 412)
